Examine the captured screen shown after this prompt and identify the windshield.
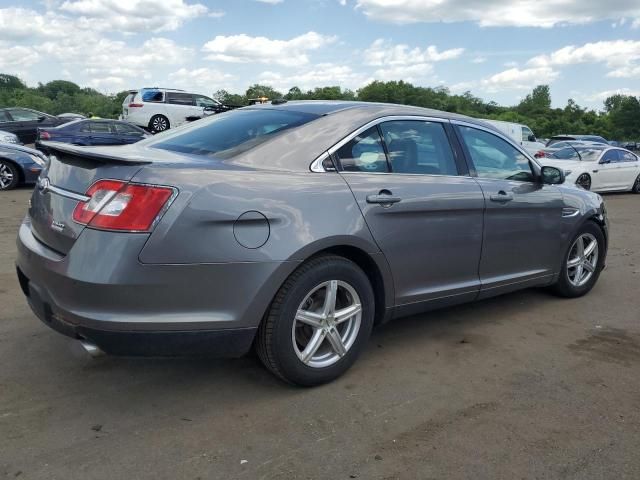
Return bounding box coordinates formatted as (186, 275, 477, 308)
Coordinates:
(151, 108, 319, 159)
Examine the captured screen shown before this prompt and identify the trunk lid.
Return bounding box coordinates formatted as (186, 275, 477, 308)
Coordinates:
(28, 142, 151, 254)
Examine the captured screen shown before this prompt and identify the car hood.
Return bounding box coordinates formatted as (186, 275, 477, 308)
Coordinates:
(0, 142, 44, 157)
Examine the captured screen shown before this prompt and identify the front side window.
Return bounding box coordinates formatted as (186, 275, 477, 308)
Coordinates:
(114, 123, 142, 134)
(458, 126, 534, 182)
(166, 92, 194, 106)
(151, 109, 319, 159)
(8, 109, 41, 121)
(601, 150, 620, 163)
(89, 122, 112, 133)
(334, 127, 388, 173)
(194, 95, 218, 107)
(522, 126, 534, 142)
(379, 120, 458, 175)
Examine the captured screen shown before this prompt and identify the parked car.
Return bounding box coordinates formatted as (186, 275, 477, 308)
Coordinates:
(621, 142, 638, 152)
(480, 119, 546, 155)
(539, 145, 640, 192)
(17, 101, 609, 386)
(0, 129, 21, 145)
(0, 142, 47, 190)
(35, 119, 150, 151)
(122, 88, 233, 133)
(534, 140, 603, 158)
(546, 135, 608, 147)
(0, 108, 73, 144)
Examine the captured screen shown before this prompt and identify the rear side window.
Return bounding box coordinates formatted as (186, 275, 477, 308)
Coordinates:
(151, 109, 319, 159)
(380, 120, 458, 175)
(166, 92, 194, 106)
(621, 151, 638, 162)
(335, 127, 388, 173)
(0, 111, 11, 121)
(141, 89, 163, 103)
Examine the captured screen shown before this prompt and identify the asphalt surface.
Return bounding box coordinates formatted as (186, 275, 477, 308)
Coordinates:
(1, 186, 639, 480)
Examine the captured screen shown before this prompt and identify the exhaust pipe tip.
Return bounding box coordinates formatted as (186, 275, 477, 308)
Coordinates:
(80, 340, 104, 358)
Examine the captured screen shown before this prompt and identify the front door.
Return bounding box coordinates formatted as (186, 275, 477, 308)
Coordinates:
(336, 120, 485, 309)
(454, 123, 564, 297)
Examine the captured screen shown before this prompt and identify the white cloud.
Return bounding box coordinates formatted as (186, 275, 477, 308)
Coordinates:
(528, 40, 640, 79)
(364, 39, 464, 66)
(168, 68, 236, 93)
(472, 56, 487, 64)
(0, 8, 76, 40)
(59, 0, 208, 32)
(481, 67, 559, 91)
(255, 0, 284, 3)
(202, 32, 337, 67)
(584, 88, 640, 102)
(372, 63, 434, 82)
(258, 63, 370, 91)
(355, 0, 640, 28)
(0, 44, 40, 69)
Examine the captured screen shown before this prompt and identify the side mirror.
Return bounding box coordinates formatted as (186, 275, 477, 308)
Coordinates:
(528, 134, 536, 142)
(541, 166, 565, 185)
(599, 158, 610, 164)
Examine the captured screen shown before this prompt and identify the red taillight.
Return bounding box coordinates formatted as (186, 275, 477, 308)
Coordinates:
(40, 131, 51, 140)
(534, 150, 546, 158)
(128, 103, 143, 108)
(72, 180, 174, 232)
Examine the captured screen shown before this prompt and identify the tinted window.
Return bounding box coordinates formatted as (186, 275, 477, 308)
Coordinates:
(522, 126, 534, 142)
(459, 126, 534, 182)
(601, 150, 620, 163)
(166, 92, 194, 106)
(141, 89, 163, 102)
(335, 127, 388, 173)
(551, 147, 581, 160)
(8, 109, 41, 121)
(152, 109, 318, 159)
(379, 121, 458, 175)
(0, 111, 11, 122)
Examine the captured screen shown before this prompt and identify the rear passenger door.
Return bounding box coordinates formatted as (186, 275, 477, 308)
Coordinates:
(165, 92, 198, 127)
(453, 123, 564, 297)
(335, 118, 485, 311)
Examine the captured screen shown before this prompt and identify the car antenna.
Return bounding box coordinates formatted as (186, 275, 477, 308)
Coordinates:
(570, 144, 583, 161)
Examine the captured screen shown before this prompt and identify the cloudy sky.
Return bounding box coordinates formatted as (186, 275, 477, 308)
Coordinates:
(1, 0, 640, 108)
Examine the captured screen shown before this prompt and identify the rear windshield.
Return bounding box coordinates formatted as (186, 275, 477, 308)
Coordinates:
(151, 109, 319, 159)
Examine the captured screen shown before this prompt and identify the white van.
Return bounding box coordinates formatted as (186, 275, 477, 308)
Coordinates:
(481, 119, 545, 155)
(122, 88, 224, 133)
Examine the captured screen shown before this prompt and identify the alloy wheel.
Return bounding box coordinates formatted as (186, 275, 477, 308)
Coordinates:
(0, 162, 15, 190)
(567, 233, 599, 287)
(152, 116, 168, 132)
(292, 280, 362, 368)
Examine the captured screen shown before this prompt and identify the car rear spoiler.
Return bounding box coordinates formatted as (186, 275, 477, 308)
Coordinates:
(39, 141, 153, 165)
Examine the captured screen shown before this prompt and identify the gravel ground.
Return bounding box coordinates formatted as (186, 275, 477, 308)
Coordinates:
(1, 187, 639, 480)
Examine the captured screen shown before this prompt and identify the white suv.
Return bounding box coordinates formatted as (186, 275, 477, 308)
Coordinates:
(122, 88, 224, 133)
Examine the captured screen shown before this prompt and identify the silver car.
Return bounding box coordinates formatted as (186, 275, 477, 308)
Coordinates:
(16, 101, 608, 385)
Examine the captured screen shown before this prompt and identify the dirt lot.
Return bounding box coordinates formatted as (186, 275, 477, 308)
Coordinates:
(1, 187, 639, 480)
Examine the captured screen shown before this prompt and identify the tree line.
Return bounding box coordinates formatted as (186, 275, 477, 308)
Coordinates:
(2, 73, 639, 141)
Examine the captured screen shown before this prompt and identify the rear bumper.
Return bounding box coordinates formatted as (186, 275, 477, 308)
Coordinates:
(16, 216, 297, 357)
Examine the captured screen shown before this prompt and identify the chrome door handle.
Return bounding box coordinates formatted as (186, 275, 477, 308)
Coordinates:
(366, 194, 402, 205)
(489, 191, 514, 203)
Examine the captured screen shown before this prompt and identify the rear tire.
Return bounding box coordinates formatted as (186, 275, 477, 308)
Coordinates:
(149, 114, 169, 134)
(256, 255, 375, 386)
(551, 221, 605, 298)
(632, 174, 640, 194)
(0, 159, 19, 191)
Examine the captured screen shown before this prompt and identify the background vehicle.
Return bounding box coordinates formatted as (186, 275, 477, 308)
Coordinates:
(534, 140, 603, 158)
(17, 101, 608, 386)
(122, 88, 234, 133)
(0, 129, 21, 144)
(0, 107, 73, 144)
(546, 134, 608, 146)
(0, 142, 47, 190)
(35, 119, 150, 151)
(481, 119, 545, 155)
(539, 145, 640, 192)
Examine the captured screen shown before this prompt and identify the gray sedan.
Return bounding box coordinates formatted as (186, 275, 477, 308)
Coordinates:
(16, 101, 608, 385)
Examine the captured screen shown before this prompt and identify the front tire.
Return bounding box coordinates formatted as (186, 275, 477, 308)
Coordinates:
(256, 255, 375, 386)
(632, 174, 640, 194)
(551, 222, 605, 298)
(0, 159, 19, 191)
(149, 114, 170, 134)
(576, 173, 591, 191)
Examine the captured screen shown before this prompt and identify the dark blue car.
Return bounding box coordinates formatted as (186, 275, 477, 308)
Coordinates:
(0, 142, 47, 190)
(35, 119, 150, 151)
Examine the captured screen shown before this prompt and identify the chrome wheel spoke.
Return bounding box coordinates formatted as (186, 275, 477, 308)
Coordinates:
(583, 239, 597, 258)
(322, 280, 338, 317)
(326, 328, 347, 357)
(567, 233, 598, 287)
(567, 256, 581, 268)
(295, 309, 324, 329)
(583, 261, 595, 273)
(301, 329, 327, 364)
(334, 303, 362, 324)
